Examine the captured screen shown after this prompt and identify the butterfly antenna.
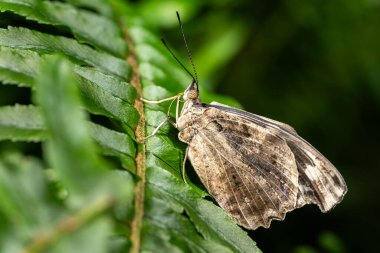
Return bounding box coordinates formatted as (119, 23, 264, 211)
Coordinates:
(176, 11, 199, 90)
(160, 38, 196, 82)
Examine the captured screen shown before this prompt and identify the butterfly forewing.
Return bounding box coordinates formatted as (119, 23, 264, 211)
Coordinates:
(177, 102, 347, 229)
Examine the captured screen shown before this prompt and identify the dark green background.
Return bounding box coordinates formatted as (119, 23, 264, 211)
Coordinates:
(137, 0, 379, 252)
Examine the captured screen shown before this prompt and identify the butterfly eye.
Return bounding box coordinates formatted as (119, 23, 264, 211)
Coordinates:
(186, 89, 199, 100)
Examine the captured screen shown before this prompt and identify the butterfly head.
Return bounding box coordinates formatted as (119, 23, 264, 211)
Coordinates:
(183, 79, 199, 102)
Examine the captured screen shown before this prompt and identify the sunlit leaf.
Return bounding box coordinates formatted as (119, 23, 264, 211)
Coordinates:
(0, 0, 126, 56)
(0, 27, 129, 78)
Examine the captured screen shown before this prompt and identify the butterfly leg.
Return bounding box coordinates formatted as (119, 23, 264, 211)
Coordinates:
(182, 146, 189, 184)
(140, 93, 183, 104)
(140, 94, 182, 142)
(141, 95, 189, 184)
(139, 116, 171, 142)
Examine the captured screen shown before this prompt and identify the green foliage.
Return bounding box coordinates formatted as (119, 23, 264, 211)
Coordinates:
(0, 0, 126, 56)
(0, 27, 130, 78)
(0, 55, 134, 253)
(0, 0, 260, 252)
(0, 105, 46, 141)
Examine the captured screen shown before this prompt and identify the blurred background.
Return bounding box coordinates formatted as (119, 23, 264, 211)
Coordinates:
(131, 0, 380, 252)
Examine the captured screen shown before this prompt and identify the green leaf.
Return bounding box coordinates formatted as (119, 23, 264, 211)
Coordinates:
(75, 66, 137, 104)
(0, 105, 136, 172)
(0, 46, 39, 87)
(0, 27, 130, 78)
(0, 46, 136, 103)
(0, 104, 46, 141)
(75, 72, 139, 131)
(0, 152, 132, 253)
(0, 46, 139, 130)
(88, 123, 136, 172)
(34, 54, 104, 196)
(34, 54, 133, 202)
(0, 152, 60, 253)
(0, 0, 126, 56)
(143, 198, 234, 253)
(66, 0, 114, 17)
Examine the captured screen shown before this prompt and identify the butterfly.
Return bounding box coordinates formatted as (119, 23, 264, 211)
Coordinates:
(141, 12, 347, 230)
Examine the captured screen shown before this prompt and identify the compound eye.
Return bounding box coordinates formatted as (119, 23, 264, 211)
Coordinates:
(187, 90, 198, 100)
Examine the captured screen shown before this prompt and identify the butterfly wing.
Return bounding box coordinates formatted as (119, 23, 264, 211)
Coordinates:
(182, 102, 347, 229)
(206, 103, 347, 212)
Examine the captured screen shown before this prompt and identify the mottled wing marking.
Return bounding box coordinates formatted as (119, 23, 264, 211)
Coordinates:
(188, 116, 300, 229)
(205, 104, 347, 213)
(286, 141, 347, 211)
(190, 133, 262, 228)
(184, 104, 346, 229)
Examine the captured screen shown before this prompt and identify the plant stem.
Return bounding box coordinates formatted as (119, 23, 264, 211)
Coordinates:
(124, 27, 146, 253)
(19, 197, 114, 253)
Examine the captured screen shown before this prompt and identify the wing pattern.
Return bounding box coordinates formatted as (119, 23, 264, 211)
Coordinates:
(182, 103, 347, 229)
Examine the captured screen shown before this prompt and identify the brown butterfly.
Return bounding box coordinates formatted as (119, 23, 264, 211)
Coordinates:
(142, 12, 347, 230)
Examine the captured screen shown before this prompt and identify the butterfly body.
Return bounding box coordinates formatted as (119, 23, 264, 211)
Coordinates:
(175, 82, 347, 230)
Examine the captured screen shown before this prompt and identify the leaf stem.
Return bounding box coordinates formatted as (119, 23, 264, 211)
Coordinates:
(19, 197, 114, 253)
(124, 27, 146, 253)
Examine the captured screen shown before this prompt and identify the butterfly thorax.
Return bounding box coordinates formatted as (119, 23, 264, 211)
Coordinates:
(177, 80, 204, 143)
(177, 102, 207, 144)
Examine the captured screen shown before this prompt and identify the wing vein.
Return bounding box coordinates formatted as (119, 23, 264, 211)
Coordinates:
(199, 130, 286, 225)
(199, 131, 255, 226)
(208, 129, 298, 198)
(222, 130, 298, 178)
